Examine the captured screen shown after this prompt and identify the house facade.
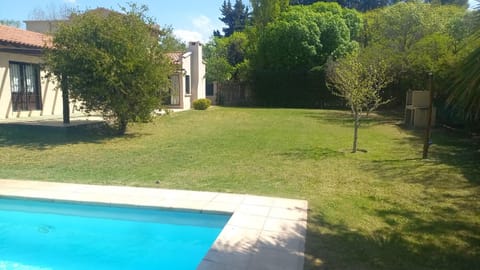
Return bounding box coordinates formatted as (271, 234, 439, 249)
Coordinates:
(1, 23, 206, 120)
(0, 24, 82, 120)
(165, 41, 206, 110)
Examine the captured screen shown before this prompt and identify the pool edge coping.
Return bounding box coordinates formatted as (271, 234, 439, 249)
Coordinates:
(0, 179, 308, 270)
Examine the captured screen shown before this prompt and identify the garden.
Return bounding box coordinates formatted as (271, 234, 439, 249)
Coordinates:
(0, 107, 478, 269)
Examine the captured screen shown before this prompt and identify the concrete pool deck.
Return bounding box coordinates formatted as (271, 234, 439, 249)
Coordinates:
(0, 179, 308, 270)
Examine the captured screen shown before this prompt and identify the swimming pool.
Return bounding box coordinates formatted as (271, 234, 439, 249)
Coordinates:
(0, 197, 231, 270)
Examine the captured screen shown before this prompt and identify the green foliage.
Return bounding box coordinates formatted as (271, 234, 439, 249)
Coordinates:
(448, 2, 480, 121)
(326, 52, 393, 114)
(407, 33, 457, 77)
(192, 98, 212, 110)
(45, 5, 173, 134)
(291, 0, 467, 10)
(254, 9, 322, 71)
(250, 2, 361, 106)
(250, 0, 290, 27)
(158, 26, 187, 52)
(363, 2, 474, 107)
(219, 0, 250, 37)
(326, 52, 393, 152)
(205, 32, 249, 82)
(253, 3, 360, 71)
(291, 0, 401, 11)
(448, 45, 480, 121)
(1, 107, 478, 270)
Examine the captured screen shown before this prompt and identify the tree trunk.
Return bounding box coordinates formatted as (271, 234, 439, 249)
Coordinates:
(117, 117, 128, 135)
(61, 75, 70, 124)
(352, 109, 359, 153)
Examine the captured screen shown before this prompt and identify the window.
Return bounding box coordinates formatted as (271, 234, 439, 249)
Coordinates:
(185, 75, 191, 95)
(167, 75, 180, 105)
(9, 62, 42, 111)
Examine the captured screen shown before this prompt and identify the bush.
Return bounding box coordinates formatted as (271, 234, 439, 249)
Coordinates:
(193, 98, 211, 110)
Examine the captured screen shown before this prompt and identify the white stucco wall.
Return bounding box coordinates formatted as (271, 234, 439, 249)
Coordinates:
(188, 42, 206, 101)
(0, 52, 81, 120)
(182, 53, 192, 109)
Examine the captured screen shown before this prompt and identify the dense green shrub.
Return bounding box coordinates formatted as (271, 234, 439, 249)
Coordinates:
(193, 99, 211, 110)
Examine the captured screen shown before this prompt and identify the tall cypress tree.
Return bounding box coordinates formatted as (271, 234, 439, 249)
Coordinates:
(219, 0, 250, 37)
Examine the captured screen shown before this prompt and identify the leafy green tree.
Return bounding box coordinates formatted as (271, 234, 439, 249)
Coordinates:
(158, 26, 186, 52)
(250, 0, 289, 27)
(219, 0, 250, 37)
(253, 3, 360, 71)
(363, 2, 469, 102)
(326, 52, 392, 153)
(291, 0, 401, 11)
(205, 32, 249, 82)
(249, 2, 362, 106)
(253, 8, 322, 71)
(45, 5, 173, 134)
(448, 2, 480, 121)
(292, 0, 466, 10)
(407, 33, 459, 80)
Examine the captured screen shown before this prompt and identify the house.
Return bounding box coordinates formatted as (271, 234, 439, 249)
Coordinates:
(1, 20, 206, 121)
(165, 41, 206, 110)
(0, 24, 81, 120)
(25, 12, 207, 111)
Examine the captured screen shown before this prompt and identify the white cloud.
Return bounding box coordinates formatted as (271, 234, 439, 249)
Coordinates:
(173, 29, 204, 44)
(64, 0, 76, 3)
(192, 15, 213, 30)
(174, 15, 219, 43)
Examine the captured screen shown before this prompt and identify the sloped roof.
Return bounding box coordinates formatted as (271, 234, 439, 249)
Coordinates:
(166, 52, 183, 65)
(166, 51, 192, 65)
(0, 24, 52, 48)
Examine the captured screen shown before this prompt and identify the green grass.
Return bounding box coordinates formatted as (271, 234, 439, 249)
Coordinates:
(0, 107, 479, 269)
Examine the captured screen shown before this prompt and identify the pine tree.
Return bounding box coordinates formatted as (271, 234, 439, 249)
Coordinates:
(219, 0, 250, 37)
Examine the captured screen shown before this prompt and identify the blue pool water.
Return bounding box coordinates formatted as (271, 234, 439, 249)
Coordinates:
(0, 197, 230, 270)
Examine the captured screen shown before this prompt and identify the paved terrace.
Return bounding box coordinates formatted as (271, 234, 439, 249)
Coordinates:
(0, 116, 104, 127)
(0, 179, 308, 270)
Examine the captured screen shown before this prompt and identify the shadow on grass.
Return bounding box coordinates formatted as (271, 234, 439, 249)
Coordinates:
(309, 129, 480, 269)
(369, 126, 479, 185)
(303, 109, 403, 127)
(300, 110, 479, 269)
(0, 123, 130, 150)
(305, 211, 480, 270)
(280, 147, 345, 160)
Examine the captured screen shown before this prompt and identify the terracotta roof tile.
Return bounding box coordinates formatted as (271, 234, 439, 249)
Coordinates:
(0, 24, 52, 48)
(166, 52, 184, 65)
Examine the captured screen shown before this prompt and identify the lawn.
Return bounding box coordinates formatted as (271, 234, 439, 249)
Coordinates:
(0, 107, 479, 270)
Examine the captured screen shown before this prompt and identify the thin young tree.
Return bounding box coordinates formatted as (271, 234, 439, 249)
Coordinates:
(326, 52, 392, 153)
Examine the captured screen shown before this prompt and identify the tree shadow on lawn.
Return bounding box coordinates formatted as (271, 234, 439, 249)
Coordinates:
(0, 123, 138, 150)
(279, 147, 345, 160)
(320, 131, 480, 269)
(305, 211, 480, 270)
(371, 126, 479, 185)
(303, 109, 403, 127)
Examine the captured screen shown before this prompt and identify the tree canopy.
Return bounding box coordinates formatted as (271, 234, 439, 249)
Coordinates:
(290, 0, 467, 11)
(326, 51, 392, 152)
(45, 5, 173, 134)
(218, 0, 250, 37)
(206, 0, 478, 127)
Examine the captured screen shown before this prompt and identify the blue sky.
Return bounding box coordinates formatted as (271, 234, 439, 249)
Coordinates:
(0, 0, 228, 43)
(1, 0, 477, 43)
